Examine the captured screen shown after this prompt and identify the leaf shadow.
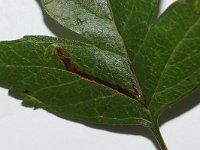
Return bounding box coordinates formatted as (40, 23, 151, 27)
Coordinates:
(54, 88, 199, 150)
(34, 0, 199, 149)
(81, 123, 159, 149)
(78, 88, 200, 150)
(159, 87, 200, 126)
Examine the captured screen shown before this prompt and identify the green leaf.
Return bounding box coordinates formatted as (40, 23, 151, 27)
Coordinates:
(134, 1, 200, 118)
(0, 36, 151, 126)
(108, 0, 160, 60)
(41, 0, 160, 62)
(0, 0, 200, 149)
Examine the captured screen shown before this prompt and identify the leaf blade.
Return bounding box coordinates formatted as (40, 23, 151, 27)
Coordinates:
(0, 36, 151, 126)
(108, 0, 160, 60)
(134, 1, 200, 117)
(41, 0, 125, 56)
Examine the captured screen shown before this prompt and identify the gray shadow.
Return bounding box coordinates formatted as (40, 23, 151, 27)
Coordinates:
(34, 0, 200, 149)
(80, 123, 159, 149)
(159, 88, 200, 126)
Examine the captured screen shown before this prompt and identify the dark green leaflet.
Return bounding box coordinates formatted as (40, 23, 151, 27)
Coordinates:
(0, 0, 200, 149)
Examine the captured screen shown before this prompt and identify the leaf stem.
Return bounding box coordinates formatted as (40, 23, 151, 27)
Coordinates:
(150, 121, 168, 150)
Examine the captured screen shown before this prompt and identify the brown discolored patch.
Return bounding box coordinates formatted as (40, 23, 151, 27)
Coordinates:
(55, 44, 140, 99)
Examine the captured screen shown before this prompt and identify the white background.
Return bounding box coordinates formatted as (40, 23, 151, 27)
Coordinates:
(0, 0, 200, 150)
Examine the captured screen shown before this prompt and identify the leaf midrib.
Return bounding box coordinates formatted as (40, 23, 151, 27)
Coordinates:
(121, 0, 159, 36)
(107, 0, 142, 99)
(150, 17, 200, 106)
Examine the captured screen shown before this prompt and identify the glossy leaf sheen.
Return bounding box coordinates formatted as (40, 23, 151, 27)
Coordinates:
(0, 0, 200, 149)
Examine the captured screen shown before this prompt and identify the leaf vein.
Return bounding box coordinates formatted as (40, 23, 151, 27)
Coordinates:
(151, 18, 200, 101)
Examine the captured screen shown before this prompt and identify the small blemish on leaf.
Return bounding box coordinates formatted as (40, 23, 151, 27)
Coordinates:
(44, 44, 58, 59)
(193, 0, 200, 14)
(96, 115, 104, 122)
(24, 89, 31, 94)
(76, 18, 85, 25)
